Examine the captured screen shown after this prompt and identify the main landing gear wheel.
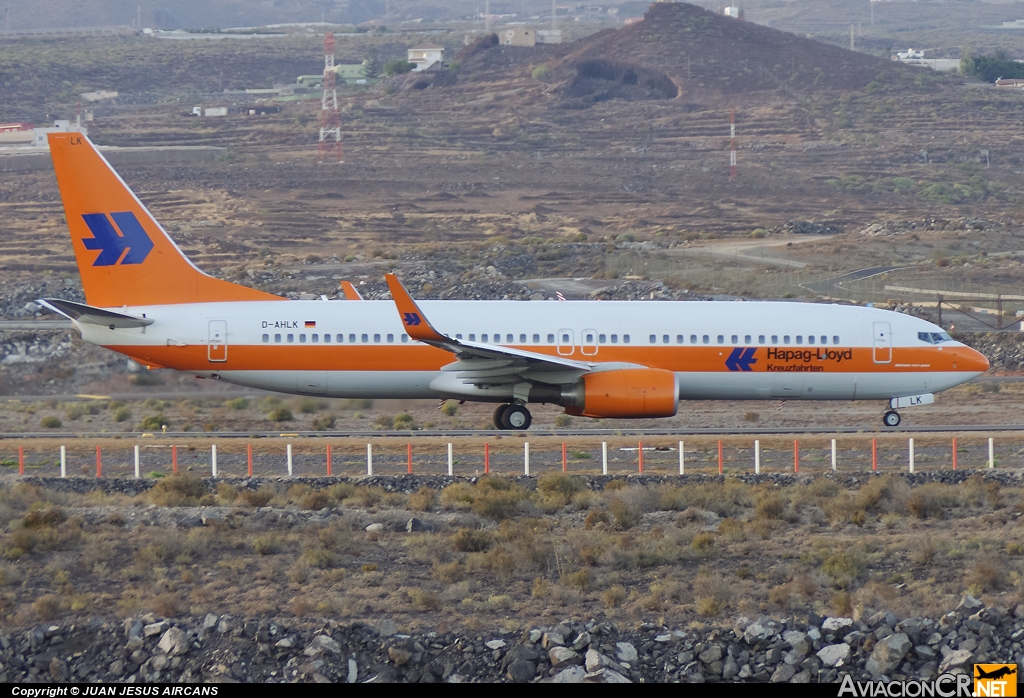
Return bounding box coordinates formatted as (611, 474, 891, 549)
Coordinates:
(883, 411, 901, 427)
(493, 403, 532, 430)
(502, 404, 532, 431)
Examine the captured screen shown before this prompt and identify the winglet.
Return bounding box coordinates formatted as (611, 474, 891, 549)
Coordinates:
(339, 280, 363, 300)
(385, 273, 446, 343)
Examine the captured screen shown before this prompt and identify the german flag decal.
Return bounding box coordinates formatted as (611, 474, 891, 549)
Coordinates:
(305, 321, 316, 328)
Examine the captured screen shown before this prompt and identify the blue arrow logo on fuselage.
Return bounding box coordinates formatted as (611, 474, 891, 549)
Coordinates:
(725, 347, 758, 371)
(81, 211, 154, 266)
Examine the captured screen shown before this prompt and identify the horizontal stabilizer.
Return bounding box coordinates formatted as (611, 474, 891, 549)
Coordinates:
(38, 298, 154, 329)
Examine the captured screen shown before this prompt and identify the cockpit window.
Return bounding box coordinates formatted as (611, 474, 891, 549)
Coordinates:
(918, 331, 953, 344)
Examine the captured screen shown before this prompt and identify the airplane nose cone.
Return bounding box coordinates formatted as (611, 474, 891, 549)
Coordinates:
(957, 346, 990, 373)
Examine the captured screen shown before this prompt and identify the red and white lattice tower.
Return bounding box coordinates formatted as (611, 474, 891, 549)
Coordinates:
(729, 109, 737, 180)
(318, 32, 343, 163)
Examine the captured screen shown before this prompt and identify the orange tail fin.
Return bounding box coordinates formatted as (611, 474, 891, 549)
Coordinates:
(48, 132, 281, 307)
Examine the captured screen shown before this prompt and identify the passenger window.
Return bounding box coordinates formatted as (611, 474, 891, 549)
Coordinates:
(374, 334, 381, 343)
(586, 333, 594, 342)
(262, 334, 269, 343)
(624, 335, 630, 344)
(833, 336, 840, 345)
(469, 334, 476, 341)
(456, 333, 463, 339)
(533, 334, 540, 343)
(520, 334, 526, 343)
(482, 334, 489, 342)
(349, 334, 356, 343)
(745, 335, 751, 344)
(821, 336, 827, 345)
(808, 335, 814, 345)
(691, 335, 698, 344)
(548, 333, 555, 343)
(287, 334, 294, 343)
(401, 334, 408, 343)
(677, 335, 684, 344)
(771, 335, 778, 343)
(663, 335, 670, 344)
(387, 334, 394, 343)
(324, 334, 331, 343)
(361, 333, 368, 343)
(795, 336, 802, 345)
(650, 334, 656, 343)
(759, 335, 765, 344)
(731, 335, 738, 344)
(507, 334, 513, 343)
(599, 334, 606, 343)
(703, 335, 709, 344)
(717, 335, 724, 344)
(275, 334, 281, 343)
(299, 334, 306, 343)
(562, 333, 570, 343)
(312, 334, 318, 343)
(784, 335, 791, 344)
(611, 334, 618, 344)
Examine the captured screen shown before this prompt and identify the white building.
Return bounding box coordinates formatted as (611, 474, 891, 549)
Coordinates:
(408, 44, 445, 71)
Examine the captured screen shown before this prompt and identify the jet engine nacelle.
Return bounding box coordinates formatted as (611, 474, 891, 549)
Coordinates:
(563, 368, 679, 418)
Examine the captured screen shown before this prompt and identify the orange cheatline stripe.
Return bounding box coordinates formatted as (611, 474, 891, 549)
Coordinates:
(105, 344, 983, 374)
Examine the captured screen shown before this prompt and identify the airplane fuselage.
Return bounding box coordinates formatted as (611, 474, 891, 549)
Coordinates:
(83, 298, 987, 403)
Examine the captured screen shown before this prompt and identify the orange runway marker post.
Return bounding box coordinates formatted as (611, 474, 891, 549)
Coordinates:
(952, 437, 958, 470)
(638, 441, 644, 474)
(718, 440, 723, 475)
(172, 445, 178, 475)
(793, 440, 799, 473)
(407, 444, 413, 474)
(18, 446, 23, 476)
(872, 439, 877, 472)
(562, 442, 568, 473)
(96, 445, 102, 478)
(326, 444, 332, 476)
(484, 443, 490, 474)
(247, 444, 253, 477)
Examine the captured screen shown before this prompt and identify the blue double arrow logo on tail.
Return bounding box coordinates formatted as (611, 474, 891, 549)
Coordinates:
(403, 312, 422, 326)
(725, 347, 758, 371)
(81, 212, 154, 266)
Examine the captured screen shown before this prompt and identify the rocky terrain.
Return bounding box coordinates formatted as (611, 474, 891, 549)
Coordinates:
(1, 594, 1014, 683)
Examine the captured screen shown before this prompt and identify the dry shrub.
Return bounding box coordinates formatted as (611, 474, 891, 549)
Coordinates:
(433, 561, 465, 583)
(290, 596, 313, 616)
(452, 528, 493, 552)
(149, 593, 181, 618)
(407, 587, 441, 611)
(147, 476, 206, 507)
(857, 475, 911, 514)
(537, 473, 585, 505)
(23, 506, 67, 528)
(238, 488, 273, 507)
(690, 532, 716, 558)
(531, 577, 549, 598)
(695, 596, 722, 617)
(822, 495, 866, 527)
(961, 474, 1002, 509)
(33, 594, 63, 620)
(300, 547, 337, 569)
(565, 569, 591, 591)
(482, 547, 518, 584)
(584, 510, 610, 529)
(832, 590, 853, 616)
(287, 562, 310, 584)
(325, 482, 355, 502)
(408, 487, 436, 512)
(907, 483, 958, 519)
(609, 498, 642, 530)
(820, 549, 865, 589)
(718, 518, 745, 541)
(300, 491, 330, 511)
(439, 482, 475, 510)
(252, 534, 281, 555)
(470, 479, 527, 521)
(602, 584, 626, 608)
(754, 491, 786, 520)
(965, 561, 1007, 594)
(215, 483, 238, 504)
(768, 584, 791, 610)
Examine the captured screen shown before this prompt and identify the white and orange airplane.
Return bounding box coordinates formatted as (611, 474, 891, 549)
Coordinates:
(40, 133, 989, 430)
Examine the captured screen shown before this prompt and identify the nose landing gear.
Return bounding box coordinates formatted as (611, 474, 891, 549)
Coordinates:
(493, 403, 532, 430)
(883, 410, 901, 427)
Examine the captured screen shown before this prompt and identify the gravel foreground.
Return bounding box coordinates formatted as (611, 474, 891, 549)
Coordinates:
(0, 594, 1015, 683)
(4, 473, 1023, 684)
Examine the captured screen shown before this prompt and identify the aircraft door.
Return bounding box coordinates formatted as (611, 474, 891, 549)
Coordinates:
(581, 328, 598, 356)
(873, 322, 892, 364)
(208, 320, 227, 362)
(557, 328, 575, 356)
